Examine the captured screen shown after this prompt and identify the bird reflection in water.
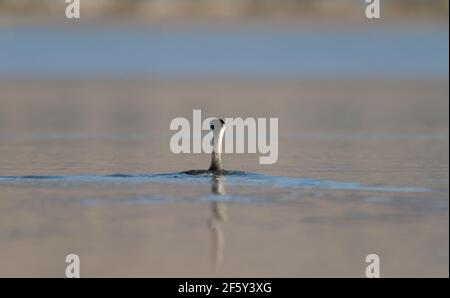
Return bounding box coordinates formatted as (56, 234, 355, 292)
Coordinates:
(209, 175, 226, 267)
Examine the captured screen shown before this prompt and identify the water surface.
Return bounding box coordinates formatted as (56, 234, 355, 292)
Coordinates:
(0, 78, 448, 277)
(1, 25, 448, 77)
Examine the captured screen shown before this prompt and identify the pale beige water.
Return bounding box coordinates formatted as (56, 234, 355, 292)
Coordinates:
(0, 79, 448, 277)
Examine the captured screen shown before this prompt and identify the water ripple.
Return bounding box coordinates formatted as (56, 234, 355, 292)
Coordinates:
(0, 171, 430, 193)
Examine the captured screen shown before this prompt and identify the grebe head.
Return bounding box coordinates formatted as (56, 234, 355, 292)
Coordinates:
(209, 118, 225, 172)
(209, 118, 225, 153)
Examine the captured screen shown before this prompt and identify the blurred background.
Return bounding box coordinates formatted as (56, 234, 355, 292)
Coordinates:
(0, 1, 448, 277)
(0, 0, 448, 22)
(0, 0, 448, 134)
(0, 0, 448, 78)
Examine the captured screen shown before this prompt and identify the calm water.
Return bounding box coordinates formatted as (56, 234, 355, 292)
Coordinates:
(0, 24, 448, 77)
(0, 24, 448, 277)
(0, 78, 448, 277)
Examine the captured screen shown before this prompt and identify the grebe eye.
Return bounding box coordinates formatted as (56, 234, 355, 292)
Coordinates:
(210, 125, 214, 130)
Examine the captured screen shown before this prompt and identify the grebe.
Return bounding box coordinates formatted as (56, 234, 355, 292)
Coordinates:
(183, 118, 225, 175)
